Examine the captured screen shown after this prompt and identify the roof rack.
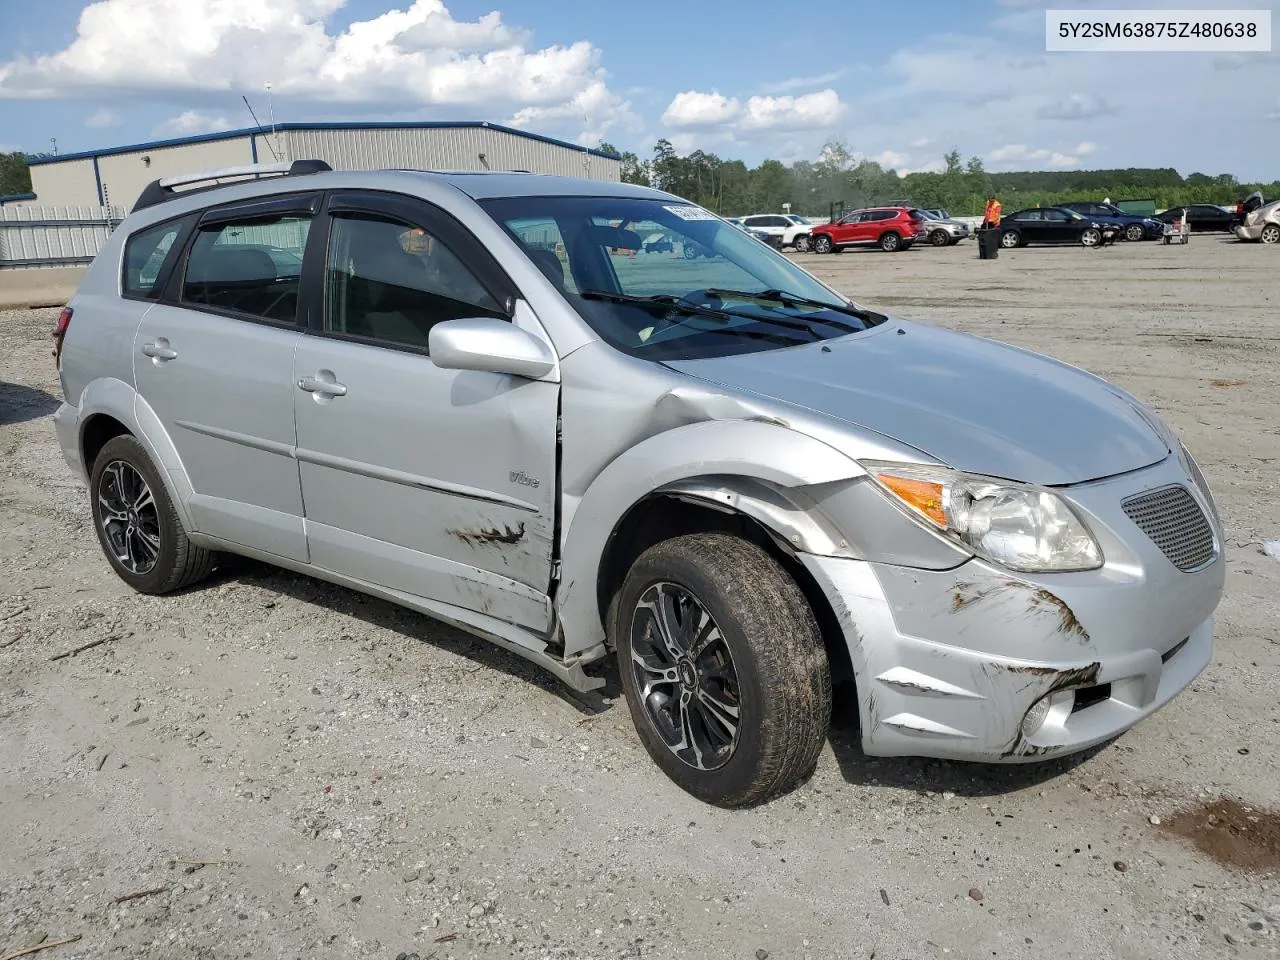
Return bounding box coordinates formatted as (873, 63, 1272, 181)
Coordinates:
(133, 158, 333, 212)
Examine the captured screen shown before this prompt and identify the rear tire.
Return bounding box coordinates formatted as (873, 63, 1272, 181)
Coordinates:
(1261, 223, 1280, 244)
(1124, 223, 1146, 242)
(89, 435, 215, 594)
(879, 232, 901, 252)
(812, 235, 833, 254)
(1000, 230, 1022, 248)
(613, 533, 831, 808)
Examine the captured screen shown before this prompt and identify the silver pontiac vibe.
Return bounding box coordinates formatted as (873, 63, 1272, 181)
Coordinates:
(52, 161, 1224, 807)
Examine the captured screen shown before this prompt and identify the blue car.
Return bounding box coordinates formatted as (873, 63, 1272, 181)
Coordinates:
(1059, 202, 1162, 241)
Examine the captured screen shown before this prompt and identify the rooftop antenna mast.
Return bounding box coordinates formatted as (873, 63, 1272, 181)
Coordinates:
(266, 81, 286, 162)
(582, 110, 592, 178)
(242, 94, 281, 162)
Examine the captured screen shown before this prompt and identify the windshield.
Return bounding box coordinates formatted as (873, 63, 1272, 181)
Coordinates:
(480, 195, 886, 360)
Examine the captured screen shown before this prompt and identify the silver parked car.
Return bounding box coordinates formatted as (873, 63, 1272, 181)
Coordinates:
(1233, 197, 1280, 243)
(917, 209, 971, 246)
(52, 160, 1225, 807)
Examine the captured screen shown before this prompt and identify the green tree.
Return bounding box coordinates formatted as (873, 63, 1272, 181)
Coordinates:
(0, 152, 32, 196)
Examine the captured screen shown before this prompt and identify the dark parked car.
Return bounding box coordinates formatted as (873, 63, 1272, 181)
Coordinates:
(997, 207, 1117, 248)
(1155, 204, 1243, 233)
(1059, 202, 1162, 241)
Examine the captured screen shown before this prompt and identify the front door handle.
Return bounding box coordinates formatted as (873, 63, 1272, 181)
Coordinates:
(298, 373, 348, 398)
(141, 339, 178, 361)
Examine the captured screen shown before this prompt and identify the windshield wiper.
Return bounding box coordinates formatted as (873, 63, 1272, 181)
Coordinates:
(579, 289, 738, 323)
(578, 289, 812, 345)
(701, 288, 877, 329)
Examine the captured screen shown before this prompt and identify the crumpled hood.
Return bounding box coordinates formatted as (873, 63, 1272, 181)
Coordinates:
(662, 321, 1170, 486)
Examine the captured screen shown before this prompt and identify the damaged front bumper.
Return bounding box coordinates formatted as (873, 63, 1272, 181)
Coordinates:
(800, 455, 1225, 762)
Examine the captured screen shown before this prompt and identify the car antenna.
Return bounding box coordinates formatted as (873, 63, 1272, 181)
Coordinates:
(242, 94, 282, 162)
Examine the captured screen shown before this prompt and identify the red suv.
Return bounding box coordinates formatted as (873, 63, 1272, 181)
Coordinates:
(809, 207, 926, 253)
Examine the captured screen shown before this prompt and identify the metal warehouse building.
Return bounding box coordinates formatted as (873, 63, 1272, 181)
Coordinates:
(27, 121, 622, 211)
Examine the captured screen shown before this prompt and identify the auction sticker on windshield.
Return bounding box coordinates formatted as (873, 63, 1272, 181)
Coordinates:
(664, 205, 720, 220)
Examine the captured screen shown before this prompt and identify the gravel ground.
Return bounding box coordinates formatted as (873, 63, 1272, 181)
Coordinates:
(1, 237, 1278, 960)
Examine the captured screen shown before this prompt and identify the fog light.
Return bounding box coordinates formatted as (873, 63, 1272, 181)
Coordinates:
(1021, 695, 1053, 737)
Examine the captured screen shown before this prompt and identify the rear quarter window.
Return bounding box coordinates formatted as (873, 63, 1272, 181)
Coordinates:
(123, 220, 184, 299)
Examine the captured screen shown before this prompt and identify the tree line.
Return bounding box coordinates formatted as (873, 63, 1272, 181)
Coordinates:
(0, 152, 34, 197)
(604, 139, 1277, 218)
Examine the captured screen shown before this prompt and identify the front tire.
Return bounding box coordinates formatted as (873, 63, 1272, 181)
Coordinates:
(613, 533, 831, 808)
(1261, 223, 1280, 244)
(1081, 227, 1102, 247)
(929, 229, 950, 247)
(792, 234, 811, 253)
(89, 435, 215, 594)
(812, 235, 833, 254)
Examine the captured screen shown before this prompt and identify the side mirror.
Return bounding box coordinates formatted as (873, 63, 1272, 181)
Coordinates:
(428, 317, 557, 381)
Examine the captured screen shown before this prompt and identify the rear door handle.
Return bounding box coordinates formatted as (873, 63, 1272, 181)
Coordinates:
(141, 339, 178, 361)
(298, 374, 347, 398)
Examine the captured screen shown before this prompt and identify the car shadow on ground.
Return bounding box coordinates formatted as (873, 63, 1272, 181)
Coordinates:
(825, 696, 1108, 797)
(210, 556, 623, 716)
(0, 381, 60, 425)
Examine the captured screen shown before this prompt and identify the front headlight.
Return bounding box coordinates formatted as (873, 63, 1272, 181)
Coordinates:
(863, 461, 1103, 573)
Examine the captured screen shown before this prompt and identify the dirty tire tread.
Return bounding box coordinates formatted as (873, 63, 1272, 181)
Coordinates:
(614, 533, 831, 808)
(90, 435, 216, 595)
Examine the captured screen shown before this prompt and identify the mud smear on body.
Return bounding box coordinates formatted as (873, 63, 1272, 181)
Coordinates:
(1162, 797, 1280, 872)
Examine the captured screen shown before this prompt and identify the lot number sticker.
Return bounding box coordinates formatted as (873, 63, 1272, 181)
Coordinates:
(664, 205, 719, 221)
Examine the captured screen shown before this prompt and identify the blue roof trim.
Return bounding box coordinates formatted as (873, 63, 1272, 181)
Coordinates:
(0, 192, 37, 204)
(27, 121, 622, 166)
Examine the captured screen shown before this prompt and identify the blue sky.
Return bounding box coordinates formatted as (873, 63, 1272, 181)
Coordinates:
(1, 0, 1277, 179)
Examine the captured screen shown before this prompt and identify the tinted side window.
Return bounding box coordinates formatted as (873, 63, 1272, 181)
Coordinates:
(1015, 210, 1042, 221)
(1043, 210, 1070, 222)
(181, 215, 312, 323)
(324, 215, 504, 351)
(124, 221, 183, 298)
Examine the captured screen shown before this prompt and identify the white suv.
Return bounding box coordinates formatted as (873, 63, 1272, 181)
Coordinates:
(739, 214, 812, 251)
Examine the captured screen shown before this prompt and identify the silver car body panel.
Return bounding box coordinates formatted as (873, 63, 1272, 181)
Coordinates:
(53, 166, 1225, 759)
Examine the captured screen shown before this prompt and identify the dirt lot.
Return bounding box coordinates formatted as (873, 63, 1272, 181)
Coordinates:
(2, 237, 1278, 960)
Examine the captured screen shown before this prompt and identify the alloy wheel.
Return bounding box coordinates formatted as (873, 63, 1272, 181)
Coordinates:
(1125, 223, 1146, 242)
(1000, 231, 1020, 248)
(1261, 224, 1280, 244)
(793, 235, 810, 253)
(97, 460, 161, 575)
(813, 236, 832, 254)
(1081, 228, 1101, 247)
(629, 582, 741, 772)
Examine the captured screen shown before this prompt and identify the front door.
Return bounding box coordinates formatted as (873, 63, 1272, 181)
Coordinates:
(292, 191, 560, 632)
(133, 194, 318, 562)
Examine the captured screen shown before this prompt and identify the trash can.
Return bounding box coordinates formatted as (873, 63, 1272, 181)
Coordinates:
(977, 227, 1000, 260)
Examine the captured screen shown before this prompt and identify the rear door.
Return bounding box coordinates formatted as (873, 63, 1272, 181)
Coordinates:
(291, 190, 559, 632)
(1011, 209, 1043, 242)
(133, 193, 318, 561)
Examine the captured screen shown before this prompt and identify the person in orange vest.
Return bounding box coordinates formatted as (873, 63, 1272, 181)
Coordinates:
(982, 194, 1003, 229)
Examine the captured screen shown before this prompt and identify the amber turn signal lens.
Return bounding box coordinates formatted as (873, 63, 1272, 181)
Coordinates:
(877, 473, 946, 527)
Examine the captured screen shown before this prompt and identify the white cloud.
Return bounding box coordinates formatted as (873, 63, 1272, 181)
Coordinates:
(741, 90, 844, 131)
(85, 107, 120, 128)
(1037, 93, 1117, 121)
(871, 149, 909, 168)
(154, 110, 234, 136)
(759, 70, 844, 94)
(0, 0, 628, 143)
(1047, 152, 1080, 168)
(662, 88, 843, 133)
(910, 136, 930, 148)
(1075, 140, 1097, 155)
(662, 90, 740, 128)
(989, 143, 1028, 163)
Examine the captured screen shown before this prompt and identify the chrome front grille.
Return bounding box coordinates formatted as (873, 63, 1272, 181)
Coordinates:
(1121, 484, 1216, 571)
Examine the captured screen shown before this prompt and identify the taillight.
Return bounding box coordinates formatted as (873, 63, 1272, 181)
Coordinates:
(52, 306, 73, 364)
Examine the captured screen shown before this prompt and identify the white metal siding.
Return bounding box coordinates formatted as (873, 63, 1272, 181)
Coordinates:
(284, 127, 620, 181)
(29, 159, 101, 208)
(96, 137, 256, 212)
(0, 204, 125, 268)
